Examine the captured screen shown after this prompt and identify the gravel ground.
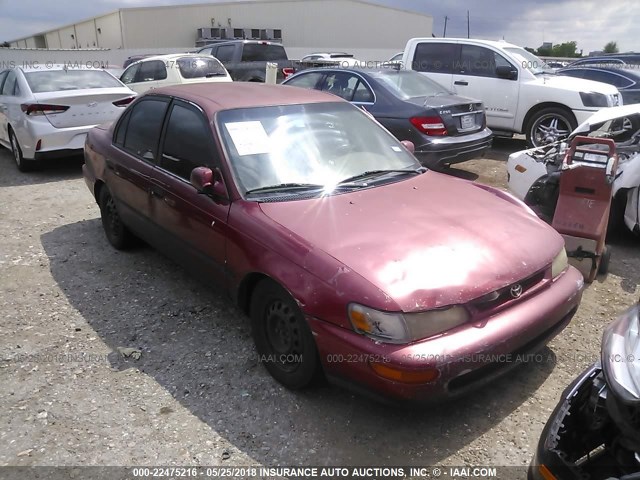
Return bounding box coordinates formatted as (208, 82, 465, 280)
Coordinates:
(1, 138, 639, 477)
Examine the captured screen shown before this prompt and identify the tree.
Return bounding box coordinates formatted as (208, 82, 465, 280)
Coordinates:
(0, 41, 9, 48)
(603, 41, 619, 54)
(551, 41, 579, 58)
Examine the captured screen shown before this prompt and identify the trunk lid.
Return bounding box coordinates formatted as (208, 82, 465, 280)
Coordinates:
(32, 88, 134, 128)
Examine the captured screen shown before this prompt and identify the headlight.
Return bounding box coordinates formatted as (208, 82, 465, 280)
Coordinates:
(580, 91, 609, 108)
(348, 303, 470, 344)
(551, 248, 568, 278)
(602, 304, 640, 403)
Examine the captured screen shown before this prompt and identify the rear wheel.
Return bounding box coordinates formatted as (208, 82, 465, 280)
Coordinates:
(9, 129, 38, 172)
(98, 187, 134, 250)
(250, 279, 319, 389)
(526, 107, 576, 148)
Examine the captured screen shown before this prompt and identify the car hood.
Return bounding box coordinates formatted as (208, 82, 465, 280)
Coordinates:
(538, 74, 620, 95)
(572, 104, 640, 136)
(259, 172, 563, 312)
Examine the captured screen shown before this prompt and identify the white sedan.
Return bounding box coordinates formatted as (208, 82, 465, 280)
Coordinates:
(119, 54, 232, 94)
(300, 52, 364, 67)
(0, 66, 136, 172)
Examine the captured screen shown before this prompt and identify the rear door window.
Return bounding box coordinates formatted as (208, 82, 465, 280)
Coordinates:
(581, 69, 634, 89)
(135, 60, 167, 82)
(241, 43, 287, 61)
(214, 45, 235, 63)
(177, 57, 227, 79)
(123, 98, 169, 161)
(412, 43, 457, 74)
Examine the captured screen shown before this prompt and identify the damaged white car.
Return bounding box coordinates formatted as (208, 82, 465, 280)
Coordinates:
(507, 104, 640, 233)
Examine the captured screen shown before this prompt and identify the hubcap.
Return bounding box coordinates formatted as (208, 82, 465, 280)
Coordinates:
(105, 195, 122, 238)
(265, 300, 302, 372)
(532, 115, 570, 146)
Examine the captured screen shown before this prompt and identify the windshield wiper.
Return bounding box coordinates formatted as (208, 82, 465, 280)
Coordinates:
(338, 167, 426, 185)
(245, 183, 325, 195)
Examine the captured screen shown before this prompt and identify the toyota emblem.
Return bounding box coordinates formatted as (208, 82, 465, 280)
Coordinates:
(510, 284, 523, 299)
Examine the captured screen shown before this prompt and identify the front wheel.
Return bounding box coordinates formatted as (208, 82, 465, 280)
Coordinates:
(526, 108, 576, 148)
(250, 280, 320, 389)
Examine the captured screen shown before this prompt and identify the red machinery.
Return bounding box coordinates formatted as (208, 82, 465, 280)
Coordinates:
(551, 136, 618, 282)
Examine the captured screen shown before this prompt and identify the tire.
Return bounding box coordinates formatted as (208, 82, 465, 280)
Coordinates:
(598, 245, 611, 275)
(249, 279, 319, 389)
(98, 187, 134, 250)
(9, 129, 38, 172)
(608, 190, 627, 234)
(526, 107, 577, 148)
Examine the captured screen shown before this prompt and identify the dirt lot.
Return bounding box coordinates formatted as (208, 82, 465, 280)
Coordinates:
(1, 138, 639, 476)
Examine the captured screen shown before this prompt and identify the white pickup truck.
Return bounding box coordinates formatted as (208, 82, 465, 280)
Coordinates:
(401, 38, 623, 147)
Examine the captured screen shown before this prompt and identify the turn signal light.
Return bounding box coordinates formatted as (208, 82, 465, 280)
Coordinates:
(538, 465, 557, 480)
(369, 362, 440, 384)
(410, 116, 448, 136)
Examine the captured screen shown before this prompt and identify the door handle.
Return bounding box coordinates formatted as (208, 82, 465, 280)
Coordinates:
(454, 80, 469, 86)
(149, 186, 164, 198)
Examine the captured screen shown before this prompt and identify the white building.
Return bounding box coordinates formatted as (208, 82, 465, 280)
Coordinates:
(6, 0, 433, 61)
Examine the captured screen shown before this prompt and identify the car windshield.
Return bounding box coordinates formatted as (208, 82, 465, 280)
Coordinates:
(504, 47, 554, 75)
(177, 56, 227, 78)
(24, 69, 123, 93)
(369, 71, 450, 99)
(218, 102, 421, 197)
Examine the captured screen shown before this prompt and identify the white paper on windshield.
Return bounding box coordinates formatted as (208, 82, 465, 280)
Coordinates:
(225, 121, 270, 156)
(391, 146, 402, 152)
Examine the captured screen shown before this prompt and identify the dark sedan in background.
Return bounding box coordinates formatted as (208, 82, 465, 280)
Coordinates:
(282, 67, 493, 168)
(83, 83, 582, 402)
(558, 66, 640, 105)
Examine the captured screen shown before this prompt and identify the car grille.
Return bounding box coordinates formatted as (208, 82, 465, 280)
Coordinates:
(468, 269, 546, 316)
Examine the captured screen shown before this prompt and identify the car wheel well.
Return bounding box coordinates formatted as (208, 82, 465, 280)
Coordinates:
(522, 102, 575, 134)
(237, 272, 271, 314)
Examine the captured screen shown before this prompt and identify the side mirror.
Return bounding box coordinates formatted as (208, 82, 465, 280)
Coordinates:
(401, 140, 415, 154)
(496, 65, 518, 80)
(190, 166, 227, 199)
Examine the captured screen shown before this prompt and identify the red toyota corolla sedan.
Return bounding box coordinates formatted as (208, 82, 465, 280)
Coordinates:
(83, 83, 584, 402)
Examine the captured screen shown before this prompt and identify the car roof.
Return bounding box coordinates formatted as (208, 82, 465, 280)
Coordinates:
(559, 66, 640, 78)
(148, 83, 343, 112)
(133, 53, 219, 63)
(407, 37, 520, 49)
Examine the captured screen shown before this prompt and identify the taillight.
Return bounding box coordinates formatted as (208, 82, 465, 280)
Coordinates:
(21, 104, 69, 116)
(282, 67, 295, 78)
(113, 96, 136, 107)
(410, 116, 448, 136)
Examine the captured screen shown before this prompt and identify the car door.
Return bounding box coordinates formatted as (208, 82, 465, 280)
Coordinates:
(0, 70, 10, 144)
(409, 42, 457, 90)
(149, 99, 230, 286)
(453, 44, 520, 130)
(107, 96, 170, 237)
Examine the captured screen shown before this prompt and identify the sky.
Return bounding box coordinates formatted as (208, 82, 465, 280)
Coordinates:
(1, 0, 639, 54)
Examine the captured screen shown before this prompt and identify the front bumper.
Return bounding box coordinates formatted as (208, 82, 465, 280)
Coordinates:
(309, 265, 583, 403)
(530, 363, 640, 480)
(414, 127, 493, 167)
